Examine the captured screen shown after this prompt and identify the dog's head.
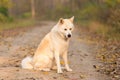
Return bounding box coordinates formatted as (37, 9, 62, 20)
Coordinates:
(58, 16, 74, 39)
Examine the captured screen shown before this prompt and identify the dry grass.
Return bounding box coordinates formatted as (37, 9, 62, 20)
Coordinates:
(78, 20, 120, 41)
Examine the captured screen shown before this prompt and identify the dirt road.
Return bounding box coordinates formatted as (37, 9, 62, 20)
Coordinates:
(0, 21, 109, 80)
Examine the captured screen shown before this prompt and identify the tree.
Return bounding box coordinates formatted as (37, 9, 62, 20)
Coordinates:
(30, 0, 35, 19)
(0, 0, 12, 16)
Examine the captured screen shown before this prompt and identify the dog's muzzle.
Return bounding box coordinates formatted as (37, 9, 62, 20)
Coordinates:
(66, 34, 72, 38)
(67, 34, 71, 38)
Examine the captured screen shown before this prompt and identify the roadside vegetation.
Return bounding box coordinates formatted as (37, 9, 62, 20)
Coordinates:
(0, 19, 36, 31)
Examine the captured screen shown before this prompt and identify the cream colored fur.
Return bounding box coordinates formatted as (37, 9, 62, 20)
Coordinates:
(21, 16, 74, 73)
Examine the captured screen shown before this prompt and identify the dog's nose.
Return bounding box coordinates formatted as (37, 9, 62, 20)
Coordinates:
(67, 34, 71, 38)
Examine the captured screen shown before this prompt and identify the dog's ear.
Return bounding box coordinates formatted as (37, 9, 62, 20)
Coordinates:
(70, 16, 74, 22)
(59, 18, 64, 24)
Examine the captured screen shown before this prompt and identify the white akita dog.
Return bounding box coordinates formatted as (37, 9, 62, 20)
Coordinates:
(21, 16, 74, 73)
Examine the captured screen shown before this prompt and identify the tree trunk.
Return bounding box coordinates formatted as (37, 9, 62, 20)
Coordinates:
(31, 0, 35, 19)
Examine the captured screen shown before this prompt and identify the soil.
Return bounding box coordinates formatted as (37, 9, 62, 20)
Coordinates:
(0, 21, 109, 80)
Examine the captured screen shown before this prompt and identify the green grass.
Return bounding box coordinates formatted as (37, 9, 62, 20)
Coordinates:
(0, 19, 36, 31)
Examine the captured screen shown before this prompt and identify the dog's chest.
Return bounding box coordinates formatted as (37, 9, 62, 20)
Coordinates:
(51, 32, 69, 53)
(56, 39, 69, 53)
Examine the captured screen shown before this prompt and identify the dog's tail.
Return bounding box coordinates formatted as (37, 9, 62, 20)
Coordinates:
(21, 56, 33, 69)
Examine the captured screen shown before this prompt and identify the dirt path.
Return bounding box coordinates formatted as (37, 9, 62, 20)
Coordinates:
(0, 21, 109, 80)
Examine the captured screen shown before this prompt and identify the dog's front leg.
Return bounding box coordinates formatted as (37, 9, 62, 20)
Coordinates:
(62, 51, 72, 72)
(54, 51, 63, 73)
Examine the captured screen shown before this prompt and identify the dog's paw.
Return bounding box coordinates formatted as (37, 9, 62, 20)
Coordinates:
(42, 68, 50, 71)
(57, 70, 63, 73)
(67, 68, 72, 72)
(52, 66, 57, 70)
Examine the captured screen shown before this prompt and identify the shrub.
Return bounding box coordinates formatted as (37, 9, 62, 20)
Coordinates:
(0, 7, 8, 16)
(107, 7, 120, 32)
(0, 13, 13, 22)
(0, 13, 7, 22)
(21, 12, 32, 18)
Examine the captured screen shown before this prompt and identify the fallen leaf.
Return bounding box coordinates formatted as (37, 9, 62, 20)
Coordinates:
(60, 61, 64, 65)
(43, 72, 49, 75)
(80, 74, 86, 79)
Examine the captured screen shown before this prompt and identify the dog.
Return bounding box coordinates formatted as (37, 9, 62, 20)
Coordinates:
(21, 16, 74, 73)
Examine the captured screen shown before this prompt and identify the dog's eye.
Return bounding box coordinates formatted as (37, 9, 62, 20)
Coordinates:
(69, 28, 72, 30)
(64, 29, 67, 31)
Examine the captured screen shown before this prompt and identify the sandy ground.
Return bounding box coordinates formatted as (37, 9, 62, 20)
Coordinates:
(0, 21, 109, 80)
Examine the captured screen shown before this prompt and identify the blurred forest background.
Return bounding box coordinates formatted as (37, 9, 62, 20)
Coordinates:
(0, 0, 120, 40)
(0, 0, 120, 41)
